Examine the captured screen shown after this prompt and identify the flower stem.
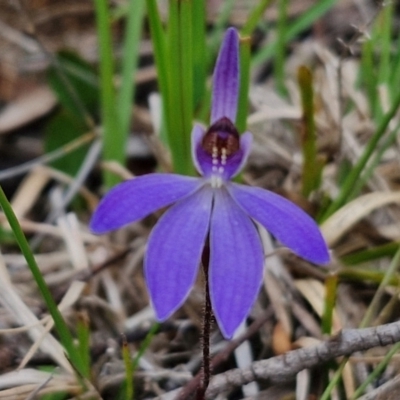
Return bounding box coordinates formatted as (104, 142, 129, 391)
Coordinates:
(197, 259, 212, 399)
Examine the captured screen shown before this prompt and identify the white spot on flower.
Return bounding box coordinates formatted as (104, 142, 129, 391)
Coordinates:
(221, 148, 227, 165)
(211, 175, 223, 188)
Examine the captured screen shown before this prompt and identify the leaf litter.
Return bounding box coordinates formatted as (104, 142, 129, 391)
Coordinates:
(1, 0, 400, 399)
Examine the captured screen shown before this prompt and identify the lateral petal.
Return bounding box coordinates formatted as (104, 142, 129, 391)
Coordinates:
(191, 123, 206, 176)
(224, 131, 253, 179)
(211, 27, 239, 124)
(229, 184, 330, 264)
(90, 174, 202, 233)
(209, 188, 264, 339)
(145, 187, 213, 321)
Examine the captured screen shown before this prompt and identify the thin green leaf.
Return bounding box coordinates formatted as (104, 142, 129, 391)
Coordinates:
(321, 88, 400, 221)
(166, 0, 184, 172)
(44, 112, 90, 176)
(132, 323, 160, 371)
(236, 36, 251, 133)
(47, 52, 99, 124)
(122, 335, 134, 400)
(117, 0, 145, 138)
(166, 0, 193, 175)
(94, 0, 122, 188)
(376, 2, 393, 87)
(320, 359, 348, 400)
(351, 341, 400, 399)
(321, 274, 338, 335)
(192, 0, 206, 109)
(146, 0, 169, 146)
(275, 0, 289, 96)
(390, 31, 400, 92)
(178, 0, 194, 173)
(253, 0, 337, 65)
(360, 39, 377, 117)
(338, 268, 400, 286)
(324, 248, 400, 399)
(360, 247, 400, 329)
(77, 312, 91, 379)
(128, 322, 160, 399)
(341, 242, 400, 265)
(350, 120, 400, 199)
(0, 186, 86, 377)
(241, 0, 274, 37)
(297, 66, 323, 197)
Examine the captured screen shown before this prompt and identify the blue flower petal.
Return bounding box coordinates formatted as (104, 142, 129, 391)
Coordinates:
(229, 184, 330, 264)
(90, 174, 202, 233)
(211, 28, 239, 124)
(145, 187, 213, 321)
(209, 188, 264, 339)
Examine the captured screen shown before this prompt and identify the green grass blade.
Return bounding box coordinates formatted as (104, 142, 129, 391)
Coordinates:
(321, 274, 338, 335)
(297, 66, 323, 197)
(376, 2, 393, 88)
(146, 0, 168, 90)
(122, 335, 134, 400)
(147, 0, 194, 174)
(321, 88, 400, 221)
(77, 312, 91, 379)
(348, 248, 400, 398)
(320, 358, 348, 400)
(275, 0, 289, 96)
(253, 0, 337, 65)
(323, 248, 400, 398)
(390, 31, 400, 92)
(241, 0, 274, 37)
(350, 121, 400, 199)
(94, 0, 122, 188)
(236, 35, 251, 133)
(360, 39, 377, 117)
(132, 323, 160, 371)
(0, 186, 86, 377)
(166, 0, 182, 167)
(341, 242, 400, 265)
(338, 268, 400, 286)
(192, 0, 206, 109)
(178, 0, 194, 173)
(351, 341, 400, 399)
(117, 0, 145, 138)
(166, 0, 194, 175)
(360, 247, 400, 329)
(146, 0, 170, 145)
(119, 323, 159, 398)
(47, 52, 98, 126)
(44, 112, 90, 177)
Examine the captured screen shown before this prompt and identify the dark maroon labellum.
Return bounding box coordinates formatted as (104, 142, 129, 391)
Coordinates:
(201, 117, 240, 158)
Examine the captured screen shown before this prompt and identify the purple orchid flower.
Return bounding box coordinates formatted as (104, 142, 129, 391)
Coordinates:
(90, 28, 329, 339)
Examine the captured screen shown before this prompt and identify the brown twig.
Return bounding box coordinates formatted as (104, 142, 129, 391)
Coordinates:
(53, 246, 135, 303)
(204, 321, 400, 399)
(158, 320, 400, 399)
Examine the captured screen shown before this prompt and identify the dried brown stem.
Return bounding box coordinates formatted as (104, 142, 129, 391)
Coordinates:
(178, 307, 273, 400)
(196, 264, 212, 400)
(205, 321, 400, 398)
